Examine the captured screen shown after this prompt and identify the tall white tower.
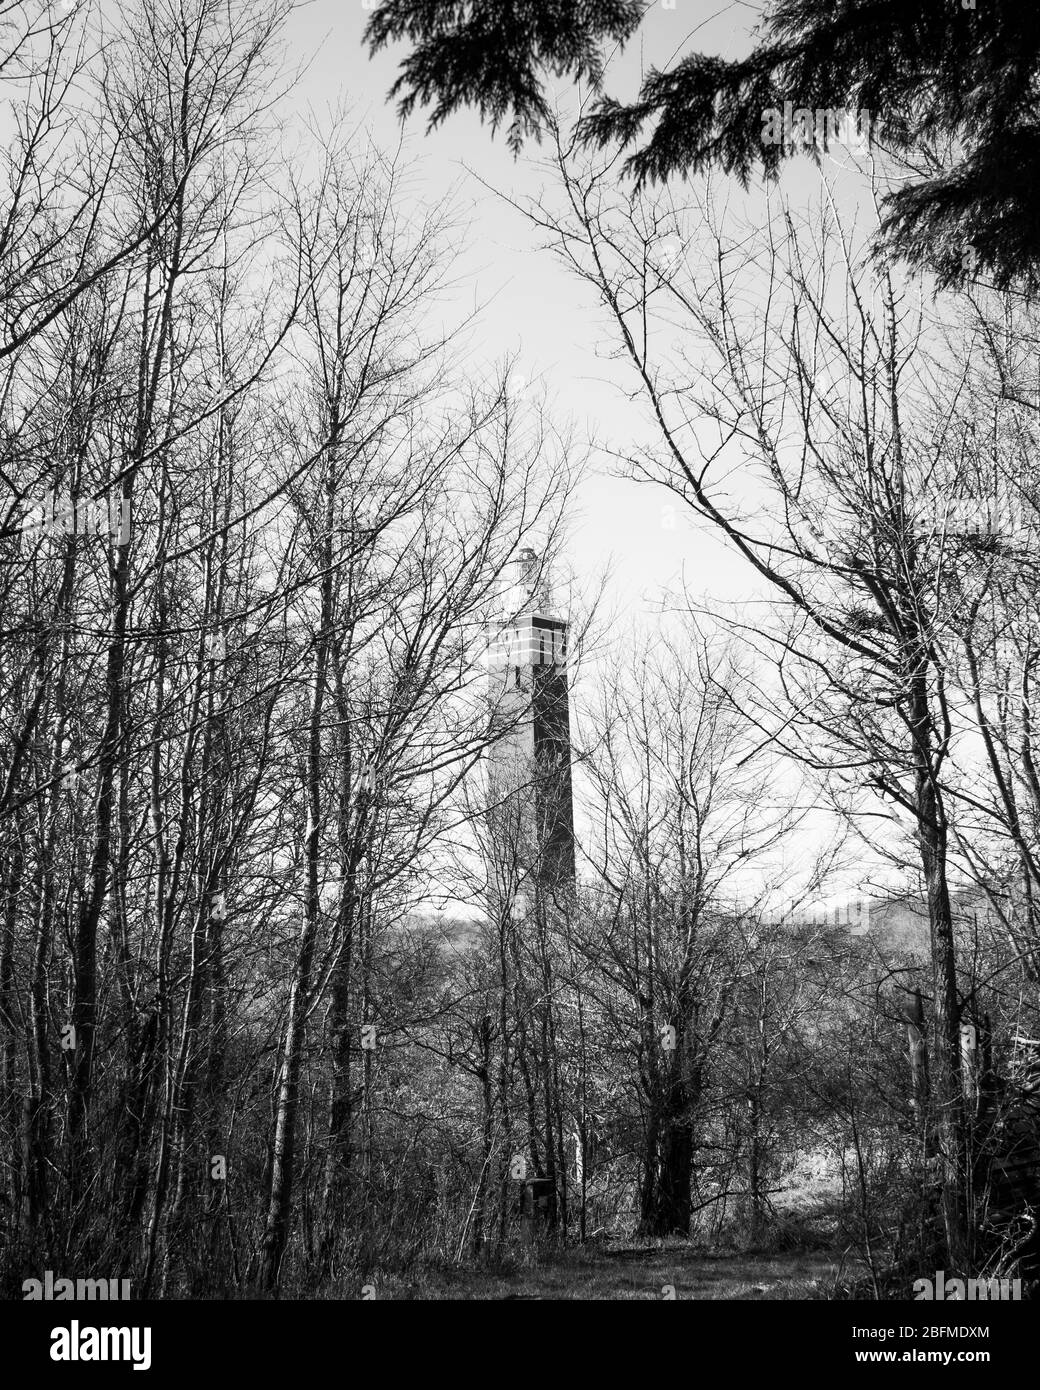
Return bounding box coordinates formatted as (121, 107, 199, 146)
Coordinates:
(487, 550, 575, 892)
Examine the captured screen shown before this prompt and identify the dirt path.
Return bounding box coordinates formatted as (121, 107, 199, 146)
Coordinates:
(385, 1246, 845, 1300)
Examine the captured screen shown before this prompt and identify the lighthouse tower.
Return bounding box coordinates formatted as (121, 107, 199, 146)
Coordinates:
(487, 550, 575, 895)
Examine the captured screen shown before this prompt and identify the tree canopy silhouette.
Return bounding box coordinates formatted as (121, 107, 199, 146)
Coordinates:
(366, 0, 1040, 290)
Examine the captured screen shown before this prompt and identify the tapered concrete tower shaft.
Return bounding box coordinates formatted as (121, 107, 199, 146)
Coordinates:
(487, 550, 575, 893)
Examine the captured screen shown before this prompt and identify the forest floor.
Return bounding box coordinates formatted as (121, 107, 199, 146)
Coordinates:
(381, 1243, 848, 1300)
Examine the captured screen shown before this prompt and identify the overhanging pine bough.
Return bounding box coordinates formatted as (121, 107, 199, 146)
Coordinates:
(367, 0, 1040, 291)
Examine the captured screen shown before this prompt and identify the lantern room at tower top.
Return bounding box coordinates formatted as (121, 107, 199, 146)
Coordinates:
(487, 546, 568, 671)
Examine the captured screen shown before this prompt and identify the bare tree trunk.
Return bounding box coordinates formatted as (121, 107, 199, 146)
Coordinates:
(911, 671, 967, 1272)
(259, 491, 333, 1288)
(0, 829, 22, 1221)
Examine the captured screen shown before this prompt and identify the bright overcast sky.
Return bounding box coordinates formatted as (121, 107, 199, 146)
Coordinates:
(282, 2, 781, 618)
